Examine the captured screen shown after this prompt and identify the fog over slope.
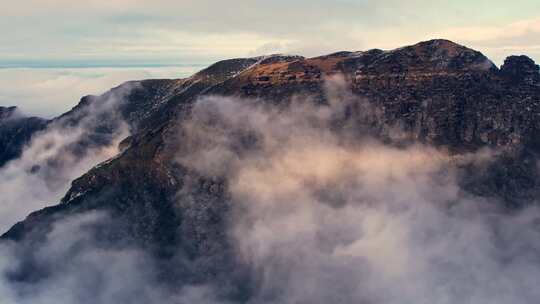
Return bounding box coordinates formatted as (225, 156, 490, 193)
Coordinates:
(0, 86, 132, 232)
(175, 78, 540, 303)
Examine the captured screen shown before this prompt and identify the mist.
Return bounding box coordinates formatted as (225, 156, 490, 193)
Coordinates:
(0, 211, 185, 304)
(176, 76, 540, 303)
(0, 84, 132, 232)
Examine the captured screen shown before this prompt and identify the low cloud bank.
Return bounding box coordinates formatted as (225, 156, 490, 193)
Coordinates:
(0, 212, 183, 304)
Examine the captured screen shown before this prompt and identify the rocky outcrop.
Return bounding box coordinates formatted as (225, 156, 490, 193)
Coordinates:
(500, 55, 540, 85)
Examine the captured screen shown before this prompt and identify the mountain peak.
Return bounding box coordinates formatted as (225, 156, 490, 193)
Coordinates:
(500, 55, 540, 85)
(413, 38, 467, 51)
(386, 39, 496, 72)
(192, 54, 305, 85)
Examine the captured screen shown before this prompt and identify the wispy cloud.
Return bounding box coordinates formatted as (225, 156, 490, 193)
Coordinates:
(0, 85, 133, 232)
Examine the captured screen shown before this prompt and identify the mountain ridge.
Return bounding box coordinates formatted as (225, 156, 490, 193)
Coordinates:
(3, 37, 540, 240)
(1, 39, 540, 302)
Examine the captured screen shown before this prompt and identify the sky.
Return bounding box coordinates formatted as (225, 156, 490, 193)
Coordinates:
(0, 67, 202, 117)
(1, 0, 539, 116)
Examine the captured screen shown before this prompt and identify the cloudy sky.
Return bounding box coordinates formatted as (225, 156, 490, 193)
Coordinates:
(1, 0, 539, 116)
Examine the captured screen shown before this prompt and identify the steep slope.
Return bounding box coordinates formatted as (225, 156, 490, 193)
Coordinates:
(1, 39, 540, 302)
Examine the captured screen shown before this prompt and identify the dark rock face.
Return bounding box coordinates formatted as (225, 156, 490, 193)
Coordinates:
(0, 106, 47, 167)
(1, 39, 540, 301)
(0, 106, 17, 120)
(500, 55, 540, 85)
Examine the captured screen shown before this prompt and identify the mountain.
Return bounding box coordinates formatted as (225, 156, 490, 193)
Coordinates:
(1, 39, 540, 303)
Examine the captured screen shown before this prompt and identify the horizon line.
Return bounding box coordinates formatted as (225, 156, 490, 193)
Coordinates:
(0, 62, 210, 69)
